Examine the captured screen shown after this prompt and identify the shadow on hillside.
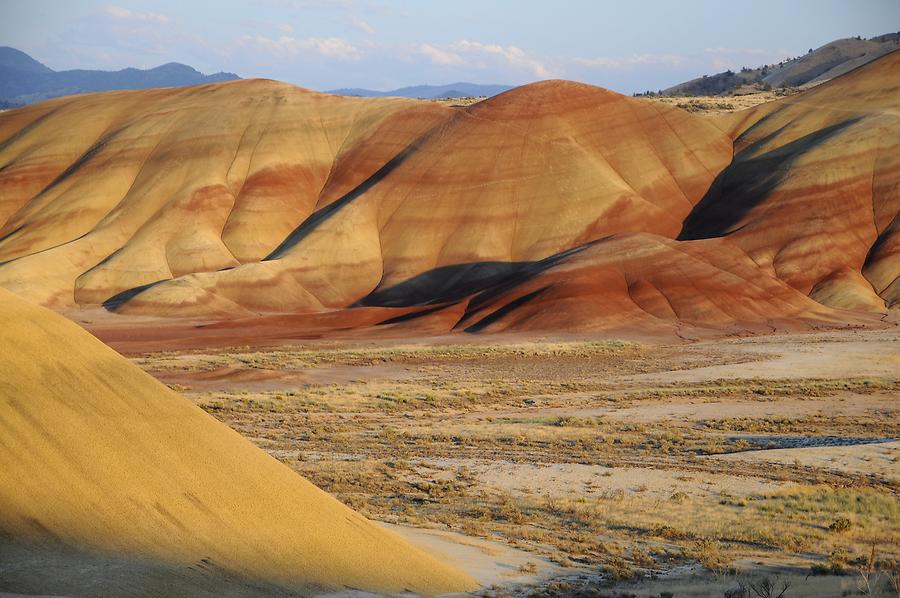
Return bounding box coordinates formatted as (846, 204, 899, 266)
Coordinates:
(679, 117, 862, 240)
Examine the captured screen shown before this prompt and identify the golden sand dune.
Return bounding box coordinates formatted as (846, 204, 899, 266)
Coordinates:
(0, 52, 897, 336)
(0, 287, 475, 595)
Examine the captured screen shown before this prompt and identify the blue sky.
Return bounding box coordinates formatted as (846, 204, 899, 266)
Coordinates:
(2, 0, 898, 93)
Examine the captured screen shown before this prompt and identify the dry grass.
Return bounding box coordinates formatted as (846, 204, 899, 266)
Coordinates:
(641, 88, 800, 114)
(132, 336, 900, 587)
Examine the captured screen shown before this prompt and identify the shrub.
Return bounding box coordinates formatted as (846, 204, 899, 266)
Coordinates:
(829, 517, 852, 533)
(605, 556, 634, 580)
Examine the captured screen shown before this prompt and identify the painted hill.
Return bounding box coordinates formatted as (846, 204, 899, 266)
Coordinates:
(0, 46, 239, 106)
(327, 81, 512, 99)
(681, 50, 900, 311)
(662, 33, 900, 96)
(0, 51, 896, 339)
(0, 287, 475, 595)
(0, 78, 732, 317)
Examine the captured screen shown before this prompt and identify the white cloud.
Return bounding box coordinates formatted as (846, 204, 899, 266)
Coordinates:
(103, 6, 170, 24)
(242, 35, 361, 60)
(349, 15, 375, 35)
(573, 54, 686, 69)
(263, 0, 354, 9)
(448, 40, 553, 78)
(418, 43, 462, 66)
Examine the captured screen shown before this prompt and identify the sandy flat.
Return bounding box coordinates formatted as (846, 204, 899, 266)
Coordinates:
(426, 458, 788, 502)
(712, 440, 900, 481)
(387, 523, 568, 588)
(475, 393, 897, 425)
(623, 330, 900, 384)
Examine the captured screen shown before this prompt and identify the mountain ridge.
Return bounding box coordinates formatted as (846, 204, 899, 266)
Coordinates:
(0, 46, 239, 106)
(327, 81, 513, 99)
(660, 32, 900, 96)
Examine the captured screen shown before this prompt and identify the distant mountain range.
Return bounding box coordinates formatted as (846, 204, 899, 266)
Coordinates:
(9, 32, 896, 108)
(0, 47, 512, 107)
(0, 47, 239, 107)
(661, 33, 900, 96)
(327, 82, 513, 99)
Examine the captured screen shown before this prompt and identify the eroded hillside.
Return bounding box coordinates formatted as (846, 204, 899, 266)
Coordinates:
(0, 52, 897, 338)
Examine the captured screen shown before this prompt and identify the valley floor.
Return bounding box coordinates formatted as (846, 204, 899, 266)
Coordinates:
(127, 326, 899, 596)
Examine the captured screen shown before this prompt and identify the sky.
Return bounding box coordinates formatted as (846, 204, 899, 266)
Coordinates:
(2, 0, 899, 94)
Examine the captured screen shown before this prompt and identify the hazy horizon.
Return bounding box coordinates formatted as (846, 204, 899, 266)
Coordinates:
(2, 0, 898, 94)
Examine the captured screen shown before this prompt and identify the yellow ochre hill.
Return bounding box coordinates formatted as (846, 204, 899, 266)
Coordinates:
(0, 287, 476, 595)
